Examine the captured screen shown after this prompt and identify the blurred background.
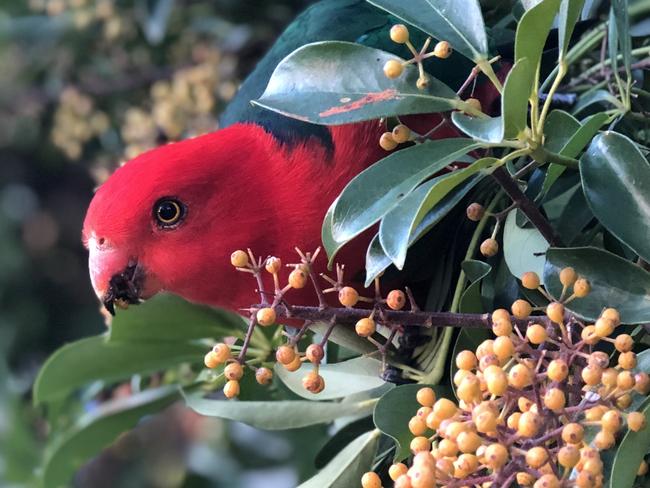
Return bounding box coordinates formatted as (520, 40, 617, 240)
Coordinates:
(0, 1, 329, 486)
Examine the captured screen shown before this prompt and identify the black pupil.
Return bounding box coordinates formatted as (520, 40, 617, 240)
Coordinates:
(158, 201, 178, 221)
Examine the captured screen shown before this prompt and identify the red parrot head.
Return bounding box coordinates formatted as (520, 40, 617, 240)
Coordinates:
(83, 125, 286, 314)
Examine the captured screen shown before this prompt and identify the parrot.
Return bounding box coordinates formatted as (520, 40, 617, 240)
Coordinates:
(82, 0, 496, 316)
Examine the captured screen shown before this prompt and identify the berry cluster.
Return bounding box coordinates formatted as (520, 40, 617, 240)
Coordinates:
(361, 269, 648, 487)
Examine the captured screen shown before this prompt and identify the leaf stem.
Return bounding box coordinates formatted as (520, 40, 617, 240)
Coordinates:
(476, 57, 503, 93)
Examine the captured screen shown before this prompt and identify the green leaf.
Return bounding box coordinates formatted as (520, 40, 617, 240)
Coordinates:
(108, 293, 246, 342)
(580, 131, 650, 263)
(374, 384, 451, 461)
(322, 197, 345, 266)
(363, 175, 483, 286)
(298, 430, 380, 488)
(609, 0, 632, 83)
(34, 335, 205, 404)
(330, 139, 480, 244)
(544, 247, 650, 323)
(255, 42, 459, 125)
(558, 0, 586, 59)
(541, 112, 608, 197)
(607, 398, 650, 488)
(380, 158, 495, 268)
(503, 210, 549, 282)
(459, 260, 492, 313)
(573, 89, 622, 115)
(185, 393, 376, 430)
(275, 357, 386, 400)
(543, 110, 581, 153)
(452, 58, 532, 142)
(367, 0, 488, 61)
(515, 0, 561, 75)
(43, 386, 179, 488)
(315, 416, 375, 469)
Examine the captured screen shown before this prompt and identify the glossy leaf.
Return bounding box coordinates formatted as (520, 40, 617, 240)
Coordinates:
(363, 175, 483, 286)
(380, 158, 495, 268)
(185, 394, 375, 430)
(609, 0, 632, 82)
(315, 416, 375, 469)
(515, 0, 561, 73)
(322, 197, 344, 266)
(580, 131, 650, 263)
(109, 293, 246, 342)
(541, 112, 608, 197)
(367, 0, 488, 61)
(558, 0, 586, 59)
(255, 42, 460, 125)
(374, 384, 451, 461)
(43, 386, 179, 488)
(275, 356, 386, 400)
(573, 89, 622, 115)
(543, 110, 581, 153)
(503, 210, 550, 282)
(452, 58, 531, 142)
(544, 247, 650, 323)
(459, 260, 492, 313)
(607, 397, 650, 488)
(330, 139, 480, 243)
(34, 336, 205, 404)
(298, 430, 379, 488)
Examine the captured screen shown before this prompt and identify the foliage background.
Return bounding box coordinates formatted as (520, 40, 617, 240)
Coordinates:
(0, 1, 323, 486)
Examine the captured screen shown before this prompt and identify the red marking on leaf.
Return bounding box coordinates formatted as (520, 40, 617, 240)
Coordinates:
(319, 89, 399, 117)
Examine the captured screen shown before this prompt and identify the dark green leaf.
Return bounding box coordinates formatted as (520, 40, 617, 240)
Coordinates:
(543, 110, 581, 153)
(609, 0, 632, 82)
(374, 384, 451, 461)
(322, 197, 344, 266)
(330, 139, 480, 244)
(109, 293, 246, 342)
(43, 386, 179, 488)
(275, 357, 386, 400)
(558, 0, 586, 59)
(363, 175, 483, 286)
(34, 336, 205, 404)
(503, 210, 549, 282)
(380, 158, 495, 268)
(573, 89, 622, 115)
(515, 0, 561, 74)
(606, 397, 650, 488)
(367, 0, 489, 61)
(452, 58, 532, 142)
(544, 247, 650, 323)
(255, 42, 460, 125)
(459, 260, 492, 313)
(580, 131, 650, 263)
(185, 393, 376, 430)
(315, 416, 375, 469)
(298, 430, 379, 488)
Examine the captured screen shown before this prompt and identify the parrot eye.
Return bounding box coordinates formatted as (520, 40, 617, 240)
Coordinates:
(153, 198, 186, 228)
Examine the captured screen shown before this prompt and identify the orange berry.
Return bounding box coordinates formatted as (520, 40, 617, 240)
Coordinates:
(521, 271, 541, 289)
(518, 396, 533, 412)
(484, 365, 507, 396)
(355, 317, 375, 337)
(492, 317, 512, 337)
(338, 286, 359, 307)
(203, 351, 220, 369)
(588, 351, 610, 368)
(526, 323, 547, 344)
(456, 350, 478, 370)
(507, 412, 521, 430)
(562, 423, 584, 444)
(582, 365, 603, 386)
(383, 60, 403, 79)
(212, 343, 231, 363)
(601, 410, 622, 433)
(525, 446, 548, 468)
(283, 354, 302, 372)
(305, 344, 324, 363)
(265, 256, 282, 274)
(389, 24, 409, 44)
(256, 307, 276, 326)
(635, 372, 650, 394)
(601, 307, 620, 325)
(614, 334, 634, 352)
(379, 131, 398, 151)
(546, 301, 564, 323)
(493, 336, 514, 362)
(543, 388, 565, 411)
(394, 474, 413, 488)
(594, 317, 615, 337)
(594, 429, 615, 449)
(617, 370, 635, 390)
(410, 436, 431, 453)
(409, 416, 428, 436)
(518, 411, 541, 437)
(511, 299, 532, 319)
(466, 203, 485, 221)
(475, 410, 498, 433)
(557, 444, 580, 468)
(456, 430, 482, 454)
(392, 124, 411, 143)
(573, 278, 591, 297)
(516, 472, 535, 486)
(288, 267, 308, 288)
(639, 460, 649, 476)
(581, 325, 599, 344)
(484, 443, 508, 469)
(223, 379, 240, 398)
(437, 438, 458, 457)
(546, 359, 569, 381)
(508, 363, 532, 388)
(389, 463, 408, 481)
(255, 367, 273, 385)
(302, 371, 325, 393)
(480, 238, 498, 257)
(433, 40, 452, 58)
(224, 362, 244, 381)
(416, 387, 436, 407)
(409, 465, 435, 488)
(559, 267, 577, 287)
(230, 250, 248, 267)
(457, 374, 481, 403)
(386, 289, 406, 310)
(601, 368, 618, 387)
(533, 474, 559, 488)
(618, 351, 637, 369)
(361, 471, 381, 488)
(275, 345, 296, 365)
(627, 411, 646, 432)
(475, 339, 495, 359)
(616, 393, 633, 409)
(433, 398, 457, 420)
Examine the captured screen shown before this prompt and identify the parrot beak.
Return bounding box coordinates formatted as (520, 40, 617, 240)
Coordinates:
(88, 236, 144, 315)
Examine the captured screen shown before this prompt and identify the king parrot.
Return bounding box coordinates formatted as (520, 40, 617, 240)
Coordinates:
(83, 0, 493, 315)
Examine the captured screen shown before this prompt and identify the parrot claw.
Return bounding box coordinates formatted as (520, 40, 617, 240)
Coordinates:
(101, 261, 143, 315)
